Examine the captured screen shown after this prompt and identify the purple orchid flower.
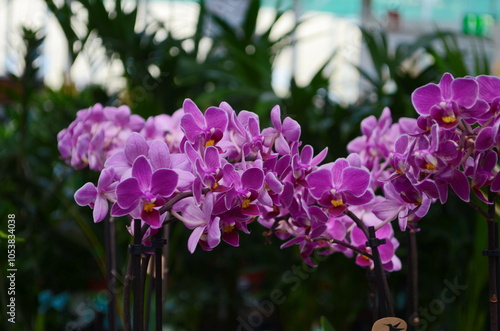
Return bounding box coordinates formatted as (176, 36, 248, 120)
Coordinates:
(74, 168, 117, 223)
(261, 105, 301, 155)
(113, 156, 178, 228)
(347, 107, 394, 168)
(466, 151, 497, 203)
(140, 109, 185, 153)
(180, 99, 228, 148)
(57, 104, 145, 171)
(172, 193, 223, 253)
(218, 164, 264, 216)
(306, 156, 373, 216)
(476, 116, 500, 152)
(373, 181, 432, 231)
(411, 73, 488, 128)
(290, 144, 328, 186)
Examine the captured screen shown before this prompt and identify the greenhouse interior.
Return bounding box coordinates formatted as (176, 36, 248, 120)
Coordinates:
(2, 0, 500, 330)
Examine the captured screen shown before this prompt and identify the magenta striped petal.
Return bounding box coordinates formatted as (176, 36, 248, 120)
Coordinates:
(439, 73, 454, 100)
(74, 182, 97, 206)
(183, 99, 204, 124)
(282, 117, 300, 141)
(477, 75, 500, 102)
(132, 156, 152, 191)
(205, 107, 228, 132)
(331, 159, 349, 187)
(341, 167, 370, 196)
(450, 169, 470, 202)
(411, 83, 441, 115)
(124, 132, 148, 163)
(92, 196, 109, 223)
(116, 177, 142, 209)
(242, 168, 264, 190)
(207, 217, 221, 248)
(148, 140, 171, 170)
(451, 78, 479, 108)
(270, 105, 282, 131)
(141, 208, 161, 228)
(151, 169, 178, 197)
(180, 113, 202, 142)
(188, 227, 205, 253)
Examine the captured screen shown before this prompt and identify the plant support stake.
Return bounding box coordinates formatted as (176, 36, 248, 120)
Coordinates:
(104, 213, 117, 331)
(484, 190, 499, 331)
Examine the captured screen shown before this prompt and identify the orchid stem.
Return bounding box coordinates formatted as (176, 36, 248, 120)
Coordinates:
(132, 219, 143, 331)
(345, 210, 395, 318)
(486, 190, 499, 331)
(104, 212, 117, 331)
(123, 257, 132, 331)
(345, 209, 370, 238)
(467, 199, 489, 219)
(407, 229, 419, 331)
(158, 189, 209, 214)
(312, 237, 373, 260)
(155, 229, 164, 331)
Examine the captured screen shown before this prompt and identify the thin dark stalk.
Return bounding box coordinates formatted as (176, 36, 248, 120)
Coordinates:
(486, 190, 498, 331)
(133, 219, 143, 331)
(110, 216, 118, 326)
(311, 237, 373, 260)
(155, 229, 164, 331)
(495, 222, 500, 326)
(345, 209, 370, 238)
(140, 255, 151, 330)
(123, 257, 133, 331)
(346, 209, 394, 318)
(407, 229, 419, 331)
(158, 188, 210, 214)
(162, 224, 170, 303)
(144, 265, 154, 331)
(104, 214, 117, 331)
(367, 270, 378, 321)
(368, 226, 394, 317)
(467, 199, 489, 219)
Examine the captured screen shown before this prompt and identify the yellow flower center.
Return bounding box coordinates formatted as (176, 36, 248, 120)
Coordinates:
(205, 139, 215, 147)
(442, 115, 456, 123)
(331, 199, 343, 207)
(212, 182, 219, 190)
(242, 198, 251, 209)
(223, 225, 234, 233)
(425, 163, 436, 170)
(143, 202, 155, 213)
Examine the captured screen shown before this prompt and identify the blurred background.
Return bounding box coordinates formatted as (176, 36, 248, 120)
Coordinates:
(0, 0, 497, 330)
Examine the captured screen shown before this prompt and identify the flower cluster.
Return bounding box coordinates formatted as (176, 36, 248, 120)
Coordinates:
(352, 73, 500, 234)
(67, 72, 500, 271)
(60, 97, 404, 271)
(57, 103, 185, 171)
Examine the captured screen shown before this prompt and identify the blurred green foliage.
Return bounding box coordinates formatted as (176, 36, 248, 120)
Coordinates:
(0, 0, 494, 330)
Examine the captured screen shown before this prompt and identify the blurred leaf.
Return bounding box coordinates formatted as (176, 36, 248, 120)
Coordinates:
(0, 230, 25, 242)
(320, 316, 336, 331)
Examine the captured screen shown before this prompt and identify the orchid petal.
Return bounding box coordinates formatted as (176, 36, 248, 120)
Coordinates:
(74, 183, 97, 207)
(188, 227, 205, 253)
(124, 132, 149, 163)
(151, 169, 178, 197)
(411, 83, 442, 115)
